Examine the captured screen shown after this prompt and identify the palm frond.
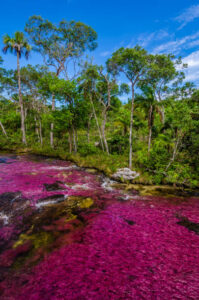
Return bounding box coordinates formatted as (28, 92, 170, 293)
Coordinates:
(2, 31, 31, 60)
(2, 45, 9, 54)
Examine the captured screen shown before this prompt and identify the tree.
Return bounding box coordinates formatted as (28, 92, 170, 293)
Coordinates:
(95, 67, 118, 153)
(2, 31, 31, 144)
(0, 56, 8, 137)
(20, 65, 48, 145)
(78, 64, 105, 151)
(146, 54, 185, 124)
(135, 85, 157, 153)
(25, 15, 97, 147)
(107, 46, 151, 168)
(50, 77, 78, 152)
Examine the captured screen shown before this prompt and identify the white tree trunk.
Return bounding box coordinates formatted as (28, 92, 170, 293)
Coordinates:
(129, 85, 135, 169)
(50, 94, 55, 148)
(39, 120, 43, 146)
(90, 95, 104, 151)
(0, 120, 7, 137)
(148, 105, 153, 153)
(17, 52, 26, 145)
(101, 108, 109, 154)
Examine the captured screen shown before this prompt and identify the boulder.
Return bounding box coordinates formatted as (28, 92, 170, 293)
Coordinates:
(112, 168, 140, 181)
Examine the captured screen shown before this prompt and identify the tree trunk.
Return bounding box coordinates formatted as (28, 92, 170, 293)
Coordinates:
(160, 106, 165, 124)
(17, 52, 26, 145)
(49, 68, 63, 148)
(89, 95, 104, 151)
(39, 120, 43, 146)
(129, 84, 135, 169)
(101, 108, 109, 154)
(87, 113, 93, 143)
(165, 131, 182, 171)
(0, 120, 7, 137)
(72, 124, 77, 153)
(50, 94, 55, 148)
(101, 83, 111, 154)
(68, 129, 72, 153)
(148, 105, 153, 153)
(75, 129, 78, 145)
(34, 117, 40, 142)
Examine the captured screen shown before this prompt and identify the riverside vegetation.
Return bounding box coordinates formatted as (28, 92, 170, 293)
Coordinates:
(0, 15, 199, 188)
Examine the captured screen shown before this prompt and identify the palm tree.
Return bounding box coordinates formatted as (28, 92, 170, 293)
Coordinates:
(3, 31, 31, 144)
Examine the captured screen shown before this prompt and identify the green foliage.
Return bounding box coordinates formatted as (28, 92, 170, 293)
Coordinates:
(108, 134, 128, 154)
(3, 31, 31, 59)
(0, 16, 198, 188)
(78, 143, 100, 156)
(25, 15, 97, 77)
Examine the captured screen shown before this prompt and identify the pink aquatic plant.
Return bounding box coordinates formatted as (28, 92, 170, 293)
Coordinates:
(0, 154, 199, 299)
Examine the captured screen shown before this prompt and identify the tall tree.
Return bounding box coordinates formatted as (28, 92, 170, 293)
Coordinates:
(2, 31, 31, 144)
(0, 56, 8, 137)
(25, 15, 97, 147)
(20, 65, 48, 145)
(78, 64, 105, 151)
(146, 54, 185, 124)
(107, 46, 151, 168)
(136, 85, 158, 153)
(96, 66, 121, 154)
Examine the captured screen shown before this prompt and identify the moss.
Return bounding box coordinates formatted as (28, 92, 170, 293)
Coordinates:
(67, 196, 94, 209)
(11, 231, 55, 270)
(86, 168, 99, 174)
(78, 197, 93, 209)
(11, 195, 95, 270)
(13, 232, 54, 250)
(65, 213, 77, 222)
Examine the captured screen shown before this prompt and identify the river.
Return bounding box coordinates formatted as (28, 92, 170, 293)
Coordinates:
(0, 153, 199, 299)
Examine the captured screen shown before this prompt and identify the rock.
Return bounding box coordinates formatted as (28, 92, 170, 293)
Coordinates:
(43, 181, 66, 191)
(0, 157, 14, 164)
(0, 192, 29, 214)
(112, 168, 140, 181)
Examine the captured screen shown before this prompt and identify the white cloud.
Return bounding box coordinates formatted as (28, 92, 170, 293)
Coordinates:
(100, 51, 111, 57)
(153, 31, 199, 54)
(175, 5, 199, 29)
(188, 39, 199, 48)
(183, 50, 199, 82)
(137, 32, 156, 47)
(127, 30, 169, 49)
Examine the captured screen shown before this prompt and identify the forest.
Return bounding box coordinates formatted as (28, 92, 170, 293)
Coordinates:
(0, 15, 199, 187)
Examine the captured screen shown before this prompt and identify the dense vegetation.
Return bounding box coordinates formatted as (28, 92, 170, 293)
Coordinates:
(0, 15, 199, 187)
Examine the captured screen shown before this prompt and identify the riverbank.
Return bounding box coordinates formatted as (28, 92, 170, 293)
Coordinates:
(1, 145, 199, 197)
(0, 144, 150, 182)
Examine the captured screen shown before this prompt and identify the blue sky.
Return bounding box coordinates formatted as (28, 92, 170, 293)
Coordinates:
(1, 0, 199, 85)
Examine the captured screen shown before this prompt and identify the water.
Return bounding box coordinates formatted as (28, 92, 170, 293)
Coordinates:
(0, 153, 199, 299)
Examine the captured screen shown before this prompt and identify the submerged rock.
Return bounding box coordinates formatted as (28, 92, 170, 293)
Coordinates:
(43, 181, 66, 191)
(112, 168, 140, 181)
(0, 192, 29, 215)
(177, 217, 199, 235)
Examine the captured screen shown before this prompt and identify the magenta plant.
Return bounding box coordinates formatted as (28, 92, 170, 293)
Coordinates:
(0, 155, 199, 299)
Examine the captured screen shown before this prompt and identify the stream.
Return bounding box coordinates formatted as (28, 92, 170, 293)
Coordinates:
(0, 153, 199, 299)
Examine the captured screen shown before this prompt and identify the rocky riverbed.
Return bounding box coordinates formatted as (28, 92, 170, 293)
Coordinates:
(0, 153, 199, 299)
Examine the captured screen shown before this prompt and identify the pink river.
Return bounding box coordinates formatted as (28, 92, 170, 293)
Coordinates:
(0, 153, 199, 299)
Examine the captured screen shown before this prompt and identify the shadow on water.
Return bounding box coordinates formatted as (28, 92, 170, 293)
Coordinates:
(177, 217, 199, 235)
